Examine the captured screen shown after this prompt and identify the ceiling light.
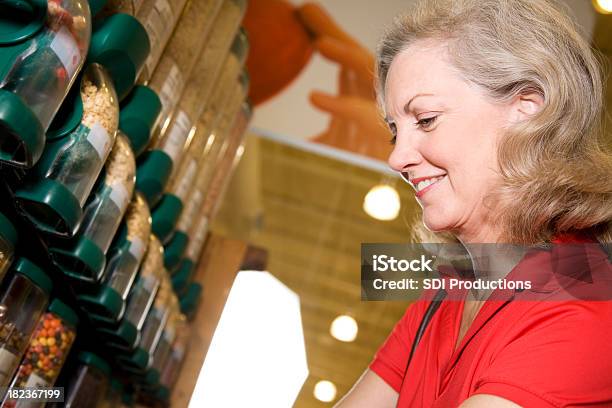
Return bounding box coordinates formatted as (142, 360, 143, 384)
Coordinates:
(314, 380, 337, 403)
(330, 315, 358, 342)
(363, 184, 401, 221)
(594, 0, 612, 13)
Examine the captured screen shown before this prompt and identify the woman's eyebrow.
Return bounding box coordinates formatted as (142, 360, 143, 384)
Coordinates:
(404, 93, 435, 112)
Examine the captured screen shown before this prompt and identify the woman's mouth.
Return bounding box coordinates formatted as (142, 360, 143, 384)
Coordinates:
(411, 175, 446, 198)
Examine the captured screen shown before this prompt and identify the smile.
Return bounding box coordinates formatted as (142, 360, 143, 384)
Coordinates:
(410, 175, 446, 197)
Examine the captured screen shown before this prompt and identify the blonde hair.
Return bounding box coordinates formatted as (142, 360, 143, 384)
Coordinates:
(378, 0, 612, 244)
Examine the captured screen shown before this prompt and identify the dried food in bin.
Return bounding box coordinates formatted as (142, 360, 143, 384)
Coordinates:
(79, 193, 151, 323)
(49, 131, 136, 283)
(15, 63, 119, 238)
(0, 258, 52, 388)
(0, 0, 90, 168)
(1, 299, 78, 408)
(150, 29, 250, 242)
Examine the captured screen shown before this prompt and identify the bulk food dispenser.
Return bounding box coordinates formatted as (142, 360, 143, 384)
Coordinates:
(134, 0, 188, 83)
(78, 192, 150, 323)
(135, 0, 245, 206)
(15, 63, 119, 237)
(97, 234, 162, 351)
(2, 299, 78, 408)
(117, 269, 172, 372)
(0, 258, 52, 387)
(0, 0, 90, 168)
(49, 131, 136, 282)
(164, 80, 248, 276)
(150, 28, 249, 242)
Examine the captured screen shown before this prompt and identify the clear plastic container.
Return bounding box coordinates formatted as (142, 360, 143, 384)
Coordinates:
(80, 132, 136, 253)
(163, 28, 249, 201)
(50, 131, 135, 282)
(159, 313, 189, 390)
(145, 295, 177, 381)
(146, 0, 227, 140)
(15, 63, 120, 237)
(122, 234, 164, 335)
(2, 299, 78, 408)
(0, 259, 52, 388)
(79, 192, 150, 323)
(135, 0, 188, 83)
(0, 212, 17, 284)
(60, 352, 110, 408)
(198, 100, 252, 223)
(104, 193, 150, 302)
(138, 270, 172, 361)
(0, 0, 91, 168)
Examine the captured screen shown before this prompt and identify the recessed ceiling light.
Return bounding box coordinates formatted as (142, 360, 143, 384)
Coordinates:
(363, 184, 401, 221)
(314, 380, 337, 403)
(330, 315, 358, 342)
(594, 0, 612, 13)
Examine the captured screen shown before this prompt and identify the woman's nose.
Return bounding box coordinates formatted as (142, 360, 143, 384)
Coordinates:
(387, 133, 422, 173)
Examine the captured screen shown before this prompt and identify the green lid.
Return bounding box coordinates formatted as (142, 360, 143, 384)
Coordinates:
(15, 178, 82, 237)
(13, 257, 52, 295)
(46, 87, 83, 141)
(230, 27, 249, 65)
(171, 259, 194, 294)
(179, 282, 201, 316)
(88, 13, 151, 100)
(135, 150, 173, 206)
(78, 351, 111, 377)
(144, 368, 160, 386)
(156, 385, 170, 401)
(48, 298, 79, 328)
(119, 86, 162, 157)
(98, 319, 139, 351)
(0, 89, 45, 168)
(110, 377, 124, 393)
(50, 237, 106, 283)
(88, 0, 108, 16)
(0, 211, 17, 248)
(164, 231, 188, 272)
(151, 194, 183, 244)
(0, 0, 47, 45)
(78, 285, 124, 323)
(117, 346, 149, 371)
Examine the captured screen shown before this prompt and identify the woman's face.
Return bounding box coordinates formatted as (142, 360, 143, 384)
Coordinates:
(385, 41, 514, 242)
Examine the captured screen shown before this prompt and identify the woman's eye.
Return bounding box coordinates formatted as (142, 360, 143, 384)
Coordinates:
(388, 123, 397, 145)
(415, 115, 438, 130)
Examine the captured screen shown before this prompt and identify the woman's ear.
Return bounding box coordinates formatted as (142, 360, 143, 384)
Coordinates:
(510, 91, 545, 123)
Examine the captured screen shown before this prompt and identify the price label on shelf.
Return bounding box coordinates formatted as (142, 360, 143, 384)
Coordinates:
(175, 159, 197, 200)
(86, 122, 112, 161)
(109, 183, 130, 215)
(158, 61, 185, 121)
(162, 110, 192, 163)
(50, 27, 81, 78)
(142, 0, 173, 75)
(129, 237, 146, 263)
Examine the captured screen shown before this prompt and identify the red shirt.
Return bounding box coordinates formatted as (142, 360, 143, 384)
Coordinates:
(370, 240, 612, 407)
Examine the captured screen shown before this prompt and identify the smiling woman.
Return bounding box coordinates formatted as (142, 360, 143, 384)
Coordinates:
(334, 0, 612, 407)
